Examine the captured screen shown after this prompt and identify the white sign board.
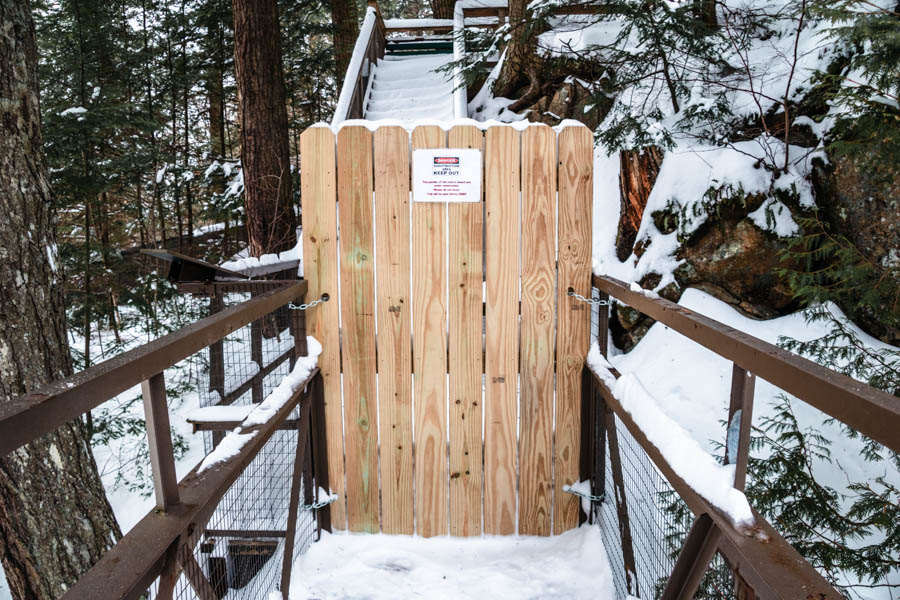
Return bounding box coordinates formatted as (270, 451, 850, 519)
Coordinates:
(412, 148, 482, 203)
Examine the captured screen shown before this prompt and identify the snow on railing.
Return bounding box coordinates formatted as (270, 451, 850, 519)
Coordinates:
(586, 343, 756, 528)
(332, 7, 379, 126)
(452, 3, 468, 118)
(198, 337, 322, 472)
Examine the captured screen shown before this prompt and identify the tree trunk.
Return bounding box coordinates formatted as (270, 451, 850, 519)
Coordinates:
(693, 0, 718, 29)
(0, 2, 122, 598)
(493, 0, 541, 99)
(616, 146, 663, 261)
(330, 0, 359, 85)
(429, 0, 454, 19)
(233, 0, 298, 256)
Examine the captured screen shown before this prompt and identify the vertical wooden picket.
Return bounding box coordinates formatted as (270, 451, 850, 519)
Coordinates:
(518, 124, 556, 536)
(299, 126, 346, 530)
(337, 126, 379, 533)
(554, 125, 593, 533)
(483, 125, 520, 535)
(447, 124, 484, 537)
(411, 125, 449, 537)
(374, 126, 414, 534)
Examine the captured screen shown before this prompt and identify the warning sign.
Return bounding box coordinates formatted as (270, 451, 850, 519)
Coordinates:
(412, 148, 482, 203)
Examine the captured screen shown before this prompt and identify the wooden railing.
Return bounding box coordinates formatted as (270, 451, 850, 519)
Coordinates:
(331, 2, 386, 124)
(584, 274, 900, 599)
(0, 280, 332, 599)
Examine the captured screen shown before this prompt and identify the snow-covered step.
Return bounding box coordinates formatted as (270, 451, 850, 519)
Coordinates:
(363, 51, 455, 122)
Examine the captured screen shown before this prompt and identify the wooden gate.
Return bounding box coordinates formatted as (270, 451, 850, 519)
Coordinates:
(300, 123, 593, 537)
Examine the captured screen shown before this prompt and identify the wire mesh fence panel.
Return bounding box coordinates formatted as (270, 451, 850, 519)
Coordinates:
(589, 286, 737, 600)
(136, 291, 321, 600)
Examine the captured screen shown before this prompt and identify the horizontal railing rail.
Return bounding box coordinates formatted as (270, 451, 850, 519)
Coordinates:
(0, 280, 307, 456)
(585, 272, 899, 599)
(593, 274, 900, 453)
(63, 367, 323, 600)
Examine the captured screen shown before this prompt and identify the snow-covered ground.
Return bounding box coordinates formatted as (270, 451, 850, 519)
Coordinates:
(286, 526, 615, 600)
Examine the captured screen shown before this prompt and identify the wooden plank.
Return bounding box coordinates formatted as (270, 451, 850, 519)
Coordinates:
(518, 125, 556, 536)
(337, 126, 379, 533)
(411, 125, 448, 537)
(554, 125, 593, 533)
(447, 125, 484, 537)
(483, 125, 520, 535)
(374, 126, 414, 534)
(300, 127, 346, 529)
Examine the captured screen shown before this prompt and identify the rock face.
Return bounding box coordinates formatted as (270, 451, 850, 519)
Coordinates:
(675, 219, 799, 319)
(812, 152, 900, 342)
(522, 80, 610, 130)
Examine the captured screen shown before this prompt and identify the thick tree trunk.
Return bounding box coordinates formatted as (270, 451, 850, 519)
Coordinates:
(493, 0, 541, 99)
(616, 146, 663, 261)
(330, 0, 359, 85)
(0, 2, 122, 598)
(233, 0, 297, 256)
(429, 0, 454, 19)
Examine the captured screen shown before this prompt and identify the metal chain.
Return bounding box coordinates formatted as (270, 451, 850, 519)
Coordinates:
(567, 288, 612, 306)
(301, 495, 338, 510)
(289, 293, 330, 311)
(562, 484, 606, 503)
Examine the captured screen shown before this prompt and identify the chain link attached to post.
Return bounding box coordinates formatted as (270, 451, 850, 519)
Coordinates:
(563, 483, 605, 503)
(567, 287, 612, 306)
(289, 293, 330, 311)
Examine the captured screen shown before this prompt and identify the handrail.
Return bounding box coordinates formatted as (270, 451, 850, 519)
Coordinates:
(331, 5, 385, 125)
(62, 367, 321, 600)
(585, 366, 838, 600)
(452, 3, 468, 118)
(593, 273, 900, 453)
(0, 280, 307, 456)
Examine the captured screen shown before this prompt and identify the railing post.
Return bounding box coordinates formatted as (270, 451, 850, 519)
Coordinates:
(726, 364, 755, 490)
(280, 393, 312, 600)
(605, 405, 639, 597)
(309, 371, 332, 535)
(141, 372, 179, 510)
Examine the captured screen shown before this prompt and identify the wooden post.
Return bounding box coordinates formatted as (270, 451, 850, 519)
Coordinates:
(141, 372, 180, 510)
(280, 397, 311, 599)
(209, 292, 226, 446)
(309, 371, 332, 535)
(660, 513, 721, 600)
(727, 363, 755, 490)
(605, 406, 639, 598)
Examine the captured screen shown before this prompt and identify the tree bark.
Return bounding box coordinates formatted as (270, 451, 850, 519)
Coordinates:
(493, 0, 541, 99)
(0, 2, 122, 598)
(233, 0, 298, 256)
(616, 146, 663, 261)
(330, 0, 359, 86)
(429, 0, 454, 19)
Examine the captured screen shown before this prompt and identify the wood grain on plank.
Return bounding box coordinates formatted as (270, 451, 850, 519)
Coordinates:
(373, 126, 414, 534)
(554, 125, 593, 533)
(411, 125, 448, 537)
(336, 126, 379, 533)
(299, 127, 346, 529)
(483, 125, 520, 535)
(447, 125, 484, 536)
(518, 125, 556, 536)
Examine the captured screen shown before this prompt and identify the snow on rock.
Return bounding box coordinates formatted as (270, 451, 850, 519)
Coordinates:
(198, 337, 321, 472)
(586, 343, 756, 528)
(288, 526, 615, 600)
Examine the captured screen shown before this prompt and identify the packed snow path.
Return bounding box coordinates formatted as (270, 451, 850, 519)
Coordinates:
(288, 526, 614, 599)
(365, 53, 455, 121)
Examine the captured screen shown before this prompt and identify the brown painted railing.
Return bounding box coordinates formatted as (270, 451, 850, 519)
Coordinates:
(584, 273, 900, 599)
(0, 280, 332, 600)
